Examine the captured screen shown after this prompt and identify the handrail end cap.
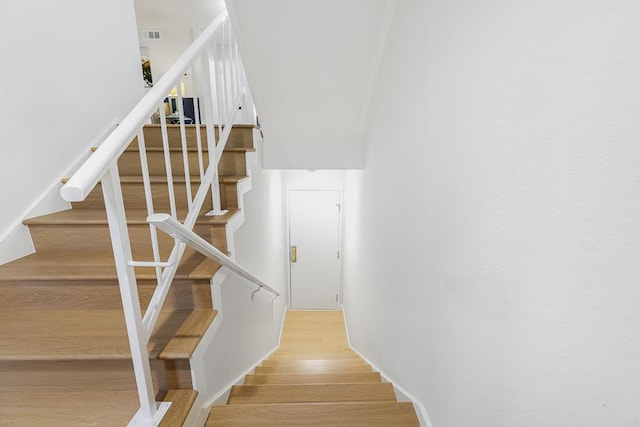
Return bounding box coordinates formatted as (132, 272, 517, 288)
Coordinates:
(60, 185, 87, 202)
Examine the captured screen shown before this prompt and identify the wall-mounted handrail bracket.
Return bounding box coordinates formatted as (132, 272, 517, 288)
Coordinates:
(251, 285, 262, 301)
(148, 213, 280, 299)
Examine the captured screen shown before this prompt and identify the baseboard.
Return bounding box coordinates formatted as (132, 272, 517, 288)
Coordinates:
(343, 312, 434, 427)
(339, 305, 351, 348)
(277, 304, 288, 348)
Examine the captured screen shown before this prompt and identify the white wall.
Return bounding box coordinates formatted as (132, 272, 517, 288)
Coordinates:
(0, 0, 144, 263)
(200, 148, 288, 399)
(343, 1, 640, 426)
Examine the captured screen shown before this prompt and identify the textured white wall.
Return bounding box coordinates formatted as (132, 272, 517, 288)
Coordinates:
(343, 0, 640, 426)
(201, 149, 288, 398)
(0, 0, 144, 262)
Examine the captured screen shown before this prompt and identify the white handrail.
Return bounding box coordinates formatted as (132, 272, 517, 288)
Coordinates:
(60, 10, 229, 203)
(148, 213, 280, 298)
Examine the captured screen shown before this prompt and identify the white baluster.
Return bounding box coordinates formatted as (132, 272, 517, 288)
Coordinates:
(136, 129, 163, 282)
(100, 165, 157, 424)
(200, 50, 225, 216)
(158, 105, 178, 219)
(176, 82, 193, 211)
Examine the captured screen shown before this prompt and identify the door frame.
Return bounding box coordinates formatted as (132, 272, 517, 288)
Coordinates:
(286, 188, 343, 310)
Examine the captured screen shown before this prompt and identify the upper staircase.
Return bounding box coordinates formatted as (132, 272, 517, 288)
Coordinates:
(0, 124, 255, 425)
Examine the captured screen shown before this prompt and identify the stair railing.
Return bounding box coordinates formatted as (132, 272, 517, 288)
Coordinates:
(59, 10, 265, 426)
(148, 213, 280, 300)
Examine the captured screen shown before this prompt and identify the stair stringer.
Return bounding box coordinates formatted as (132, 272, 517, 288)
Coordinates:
(181, 149, 263, 427)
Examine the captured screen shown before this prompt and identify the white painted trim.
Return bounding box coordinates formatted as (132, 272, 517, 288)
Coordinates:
(182, 393, 209, 427)
(190, 312, 224, 391)
(343, 311, 434, 427)
(0, 225, 35, 266)
(235, 175, 253, 211)
(277, 304, 288, 348)
(221, 171, 252, 258)
(340, 306, 352, 348)
(210, 269, 228, 312)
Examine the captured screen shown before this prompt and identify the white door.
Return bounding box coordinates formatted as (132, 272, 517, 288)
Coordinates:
(289, 190, 341, 309)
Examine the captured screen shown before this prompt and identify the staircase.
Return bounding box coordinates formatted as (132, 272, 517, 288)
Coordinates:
(0, 124, 256, 425)
(207, 311, 420, 426)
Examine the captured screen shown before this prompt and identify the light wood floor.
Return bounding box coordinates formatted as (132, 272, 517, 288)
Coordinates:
(207, 310, 420, 426)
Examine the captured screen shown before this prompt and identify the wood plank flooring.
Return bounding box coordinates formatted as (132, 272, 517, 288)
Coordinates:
(207, 310, 420, 426)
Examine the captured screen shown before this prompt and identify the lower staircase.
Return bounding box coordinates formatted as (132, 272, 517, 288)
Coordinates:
(207, 311, 420, 426)
(0, 124, 255, 425)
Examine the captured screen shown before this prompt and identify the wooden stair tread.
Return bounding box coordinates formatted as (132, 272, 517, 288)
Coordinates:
(227, 383, 396, 404)
(219, 175, 249, 184)
(0, 391, 140, 426)
(0, 253, 220, 282)
(208, 402, 420, 427)
(267, 350, 359, 359)
(207, 208, 241, 225)
(243, 372, 383, 385)
(159, 309, 218, 359)
(260, 359, 366, 368)
(24, 208, 240, 226)
(223, 147, 256, 152)
(0, 309, 213, 361)
(267, 352, 359, 360)
(159, 389, 199, 427)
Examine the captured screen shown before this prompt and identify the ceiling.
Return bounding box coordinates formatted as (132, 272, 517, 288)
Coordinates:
(228, 0, 395, 169)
